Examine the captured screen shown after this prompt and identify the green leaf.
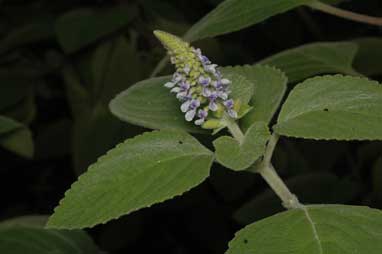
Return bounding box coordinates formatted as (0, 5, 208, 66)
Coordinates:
(47, 130, 214, 229)
(227, 205, 382, 254)
(353, 37, 382, 77)
(223, 65, 287, 130)
(185, 0, 313, 42)
(0, 215, 101, 254)
(220, 69, 254, 105)
(109, 66, 253, 133)
(213, 122, 270, 171)
(274, 75, 382, 140)
(259, 42, 359, 83)
(55, 6, 137, 53)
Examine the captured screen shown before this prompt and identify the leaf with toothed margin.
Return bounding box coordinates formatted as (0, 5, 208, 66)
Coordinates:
(47, 130, 214, 229)
(222, 65, 288, 131)
(227, 205, 382, 254)
(258, 42, 360, 83)
(274, 75, 382, 140)
(213, 122, 270, 171)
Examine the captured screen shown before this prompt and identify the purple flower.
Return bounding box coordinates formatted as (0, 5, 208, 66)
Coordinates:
(198, 76, 211, 86)
(223, 99, 234, 109)
(185, 109, 196, 121)
(228, 109, 238, 118)
(179, 81, 190, 91)
(189, 99, 200, 109)
(209, 101, 218, 111)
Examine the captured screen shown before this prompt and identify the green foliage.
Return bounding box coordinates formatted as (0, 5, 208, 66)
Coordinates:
(214, 122, 270, 171)
(259, 42, 360, 83)
(47, 130, 214, 229)
(0, 215, 101, 254)
(185, 0, 313, 41)
(223, 65, 287, 130)
(56, 6, 137, 53)
(228, 205, 382, 254)
(274, 75, 382, 140)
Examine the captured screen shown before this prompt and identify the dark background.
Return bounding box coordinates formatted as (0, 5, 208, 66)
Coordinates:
(0, 0, 381, 253)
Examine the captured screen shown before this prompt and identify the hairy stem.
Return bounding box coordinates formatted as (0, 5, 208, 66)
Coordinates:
(310, 1, 382, 26)
(257, 163, 302, 209)
(227, 122, 301, 209)
(224, 116, 245, 143)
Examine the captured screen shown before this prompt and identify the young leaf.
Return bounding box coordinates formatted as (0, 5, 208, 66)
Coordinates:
(0, 215, 101, 254)
(228, 205, 382, 254)
(55, 6, 137, 53)
(185, 0, 313, 42)
(223, 65, 287, 130)
(109, 67, 254, 134)
(259, 42, 360, 83)
(213, 122, 270, 171)
(274, 75, 382, 140)
(47, 130, 214, 229)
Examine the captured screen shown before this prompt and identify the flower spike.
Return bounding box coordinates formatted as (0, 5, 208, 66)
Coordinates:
(154, 30, 239, 128)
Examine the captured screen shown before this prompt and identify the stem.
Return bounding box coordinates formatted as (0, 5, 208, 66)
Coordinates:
(224, 116, 244, 143)
(257, 163, 302, 209)
(310, 1, 382, 26)
(263, 133, 279, 165)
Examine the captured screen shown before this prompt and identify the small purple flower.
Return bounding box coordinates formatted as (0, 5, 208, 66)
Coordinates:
(172, 72, 183, 83)
(189, 99, 200, 109)
(223, 99, 234, 109)
(209, 101, 218, 111)
(204, 64, 218, 75)
(170, 87, 180, 93)
(181, 100, 191, 113)
(218, 91, 228, 100)
(185, 109, 196, 121)
(202, 87, 212, 97)
(164, 82, 176, 88)
(179, 81, 190, 91)
(228, 109, 238, 118)
(209, 91, 218, 101)
(198, 76, 211, 86)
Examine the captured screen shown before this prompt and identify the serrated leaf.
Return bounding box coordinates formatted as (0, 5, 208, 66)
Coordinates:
(109, 67, 254, 133)
(185, 0, 313, 42)
(274, 75, 382, 140)
(259, 42, 360, 83)
(228, 205, 382, 254)
(213, 122, 270, 171)
(353, 37, 382, 77)
(220, 69, 254, 105)
(47, 130, 214, 229)
(55, 6, 137, 53)
(0, 215, 101, 254)
(223, 65, 287, 130)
